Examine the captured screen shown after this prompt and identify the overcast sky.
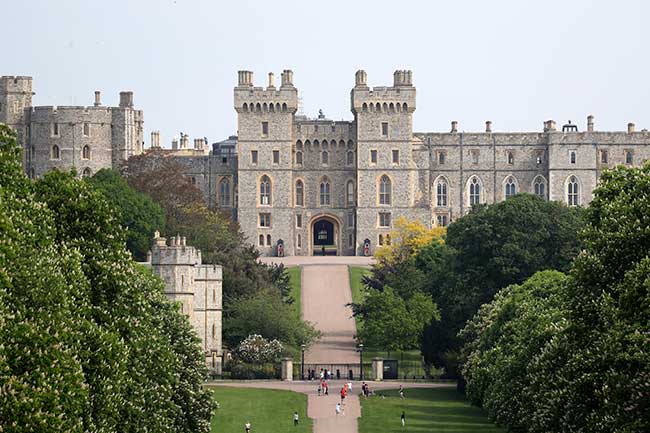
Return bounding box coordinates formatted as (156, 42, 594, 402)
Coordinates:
(3, 0, 648, 146)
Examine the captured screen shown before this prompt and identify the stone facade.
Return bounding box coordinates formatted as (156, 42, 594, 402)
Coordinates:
(143, 233, 223, 374)
(6, 71, 650, 257)
(0, 76, 144, 178)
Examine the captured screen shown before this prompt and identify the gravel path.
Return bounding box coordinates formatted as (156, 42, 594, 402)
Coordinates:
(301, 265, 358, 363)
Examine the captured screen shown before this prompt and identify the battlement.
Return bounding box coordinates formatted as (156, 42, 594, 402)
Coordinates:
(234, 70, 298, 113)
(0, 76, 33, 94)
(150, 233, 202, 266)
(351, 69, 416, 114)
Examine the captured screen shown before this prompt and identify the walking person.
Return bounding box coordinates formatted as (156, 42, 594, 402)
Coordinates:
(401, 411, 405, 428)
(399, 384, 405, 400)
(293, 412, 299, 426)
(244, 421, 251, 433)
(323, 380, 329, 395)
(335, 402, 342, 416)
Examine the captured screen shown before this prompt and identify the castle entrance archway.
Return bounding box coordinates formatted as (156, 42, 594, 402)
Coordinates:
(309, 214, 341, 256)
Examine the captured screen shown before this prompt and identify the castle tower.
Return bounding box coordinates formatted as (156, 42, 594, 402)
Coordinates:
(1, 76, 34, 167)
(351, 70, 428, 254)
(234, 70, 298, 255)
(111, 90, 144, 167)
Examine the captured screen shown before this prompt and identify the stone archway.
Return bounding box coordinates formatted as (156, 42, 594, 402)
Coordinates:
(308, 214, 341, 256)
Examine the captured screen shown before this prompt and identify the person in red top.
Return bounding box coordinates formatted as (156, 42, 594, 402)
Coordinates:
(340, 384, 347, 404)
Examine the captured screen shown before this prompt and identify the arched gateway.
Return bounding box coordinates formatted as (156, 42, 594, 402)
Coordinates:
(309, 215, 341, 256)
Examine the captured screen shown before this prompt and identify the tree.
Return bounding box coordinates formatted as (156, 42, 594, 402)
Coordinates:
(459, 271, 569, 431)
(354, 287, 438, 353)
(420, 194, 584, 368)
(86, 168, 165, 260)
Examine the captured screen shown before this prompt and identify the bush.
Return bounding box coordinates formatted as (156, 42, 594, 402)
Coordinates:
(230, 363, 280, 380)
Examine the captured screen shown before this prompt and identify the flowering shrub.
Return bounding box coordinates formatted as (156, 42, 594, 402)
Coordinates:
(234, 334, 283, 364)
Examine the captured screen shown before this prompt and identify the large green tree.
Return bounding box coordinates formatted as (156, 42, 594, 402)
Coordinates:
(86, 168, 166, 260)
(0, 126, 215, 432)
(420, 193, 584, 369)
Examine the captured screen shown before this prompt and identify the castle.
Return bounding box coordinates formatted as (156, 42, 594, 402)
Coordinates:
(143, 233, 223, 374)
(3, 70, 650, 258)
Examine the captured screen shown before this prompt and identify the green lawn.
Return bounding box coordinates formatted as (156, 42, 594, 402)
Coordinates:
(349, 266, 371, 330)
(288, 266, 301, 321)
(211, 387, 311, 433)
(359, 387, 504, 433)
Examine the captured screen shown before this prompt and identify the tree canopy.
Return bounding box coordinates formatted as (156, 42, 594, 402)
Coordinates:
(0, 125, 214, 433)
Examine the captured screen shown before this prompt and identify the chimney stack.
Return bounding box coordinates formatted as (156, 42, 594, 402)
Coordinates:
(172, 137, 179, 150)
(544, 120, 557, 132)
(267, 72, 275, 89)
(180, 134, 189, 149)
(237, 70, 253, 87)
(119, 91, 133, 108)
(355, 70, 367, 87)
(151, 131, 160, 148)
(628, 122, 635, 133)
(194, 138, 205, 150)
(94, 91, 101, 106)
(451, 121, 458, 133)
(485, 121, 492, 133)
(587, 115, 594, 132)
(281, 69, 294, 87)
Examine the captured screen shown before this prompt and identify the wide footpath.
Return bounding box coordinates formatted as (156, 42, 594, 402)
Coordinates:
(215, 256, 452, 433)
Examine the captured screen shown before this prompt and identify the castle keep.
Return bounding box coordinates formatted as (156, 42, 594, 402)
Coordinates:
(4, 70, 650, 257)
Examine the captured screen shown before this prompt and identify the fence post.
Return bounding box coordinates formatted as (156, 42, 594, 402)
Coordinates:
(372, 358, 383, 381)
(281, 358, 293, 381)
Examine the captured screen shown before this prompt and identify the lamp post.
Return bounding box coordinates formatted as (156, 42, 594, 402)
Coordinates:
(358, 343, 364, 380)
(301, 344, 306, 381)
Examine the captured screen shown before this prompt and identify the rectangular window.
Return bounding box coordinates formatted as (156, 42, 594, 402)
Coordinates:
(83, 122, 90, 137)
(625, 150, 633, 165)
(222, 156, 228, 164)
(297, 234, 302, 249)
(438, 151, 445, 164)
(436, 214, 448, 227)
(262, 122, 269, 136)
(569, 150, 576, 164)
(273, 150, 280, 164)
(381, 122, 388, 136)
(52, 123, 59, 136)
(348, 233, 353, 247)
(370, 149, 377, 164)
(251, 150, 258, 164)
(347, 213, 354, 228)
(259, 213, 271, 228)
(296, 214, 302, 228)
(379, 212, 391, 228)
(392, 149, 399, 164)
(600, 149, 608, 164)
(471, 149, 479, 164)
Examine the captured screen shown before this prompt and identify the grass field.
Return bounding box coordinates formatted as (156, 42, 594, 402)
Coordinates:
(211, 387, 311, 433)
(359, 387, 504, 433)
(287, 266, 301, 321)
(349, 266, 371, 331)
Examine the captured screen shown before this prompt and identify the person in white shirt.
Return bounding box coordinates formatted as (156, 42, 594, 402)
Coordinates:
(244, 421, 251, 433)
(335, 402, 342, 416)
(293, 412, 299, 426)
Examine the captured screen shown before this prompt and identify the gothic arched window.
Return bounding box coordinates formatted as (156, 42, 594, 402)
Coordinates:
(504, 176, 517, 198)
(533, 176, 546, 199)
(219, 178, 231, 207)
(260, 175, 271, 205)
(321, 150, 329, 165)
(51, 145, 60, 159)
(319, 178, 331, 206)
(379, 175, 391, 205)
(567, 176, 580, 206)
(347, 150, 354, 165)
(436, 178, 448, 207)
(295, 150, 303, 165)
(469, 176, 481, 206)
(82, 167, 92, 178)
(295, 180, 304, 206)
(346, 180, 355, 206)
(82, 145, 90, 160)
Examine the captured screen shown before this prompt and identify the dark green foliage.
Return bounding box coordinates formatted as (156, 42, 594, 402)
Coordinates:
(86, 169, 166, 261)
(0, 126, 214, 433)
(420, 194, 584, 368)
(461, 164, 650, 432)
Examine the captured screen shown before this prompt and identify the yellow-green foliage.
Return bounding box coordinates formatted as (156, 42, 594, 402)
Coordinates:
(374, 217, 445, 265)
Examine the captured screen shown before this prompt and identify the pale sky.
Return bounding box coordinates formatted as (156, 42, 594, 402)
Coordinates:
(3, 0, 649, 146)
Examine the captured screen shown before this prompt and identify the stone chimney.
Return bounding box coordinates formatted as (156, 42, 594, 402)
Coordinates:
(119, 91, 133, 108)
(94, 91, 101, 106)
(151, 131, 161, 148)
(281, 69, 294, 87)
(172, 137, 179, 150)
(587, 115, 594, 132)
(355, 70, 367, 87)
(194, 138, 205, 150)
(267, 72, 275, 89)
(451, 121, 458, 133)
(628, 122, 635, 133)
(485, 121, 492, 133)
(544, 120, 557, 132)
(237, 70, 253, 87)
(180, 134, 189, 149)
